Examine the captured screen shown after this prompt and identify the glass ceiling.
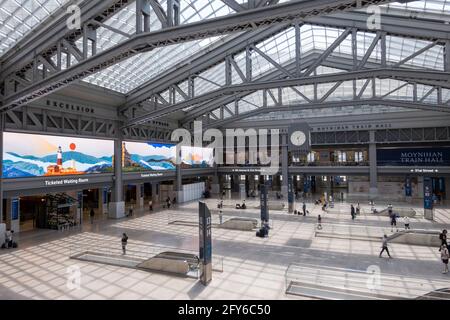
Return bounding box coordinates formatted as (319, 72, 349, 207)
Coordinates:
(82, 0, 235, 93)
(382, 0, 450, 13)
(0, 0, 449, 120)
(0, 0, 71, 57)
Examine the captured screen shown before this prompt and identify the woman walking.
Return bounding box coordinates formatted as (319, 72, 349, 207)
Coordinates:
(440, 244, 449, 274)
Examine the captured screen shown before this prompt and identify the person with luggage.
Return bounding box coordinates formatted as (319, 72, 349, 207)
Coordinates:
(121, 233, 128, 255)
(379, 235, 392, 258)
(89, 208, 95, 224)
(441, 244, 449, 274)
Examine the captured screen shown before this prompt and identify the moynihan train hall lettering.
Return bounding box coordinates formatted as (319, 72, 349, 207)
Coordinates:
(400, 151, 444, 164)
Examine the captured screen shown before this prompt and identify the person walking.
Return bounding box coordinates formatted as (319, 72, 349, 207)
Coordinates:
(379, 235, 392, 258)
(317, 215, 322, 230)
(440, 244, 449, 274)
(351, 204, 355, 220)
(219, 210, 223, 225)
(148, 199, 153, 211)
(404, 216, 410, 230)
(390, 213, 398, 232)
(121, 233, 128, 255)
(439, 229, 448, 251)
(302, 202, 307, 216)
(356, 203, 360, 215)
(89, 208, 95, 224)
(128, 205, 133, 217)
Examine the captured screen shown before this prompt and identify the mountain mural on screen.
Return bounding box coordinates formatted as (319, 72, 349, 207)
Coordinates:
(122, 142, 176, 172)
(180, 146, 214, 169)
(2, 132, 114, 179)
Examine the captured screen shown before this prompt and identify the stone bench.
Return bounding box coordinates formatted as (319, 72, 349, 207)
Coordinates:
(221, 218, 258, 231)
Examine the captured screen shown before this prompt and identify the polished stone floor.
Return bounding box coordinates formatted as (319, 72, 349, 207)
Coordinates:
(0, 195, 449, 300)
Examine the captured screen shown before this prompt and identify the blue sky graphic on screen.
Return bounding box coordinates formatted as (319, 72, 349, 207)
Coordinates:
(3, 132, 114, 178)
(122, 141, 176, 171)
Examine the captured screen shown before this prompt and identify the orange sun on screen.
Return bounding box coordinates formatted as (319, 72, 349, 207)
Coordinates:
(69, 143, 76, 151)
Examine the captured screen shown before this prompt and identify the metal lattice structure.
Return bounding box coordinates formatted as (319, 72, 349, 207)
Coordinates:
(0, 0, 450, 131)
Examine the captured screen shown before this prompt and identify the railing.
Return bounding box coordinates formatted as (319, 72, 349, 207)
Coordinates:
(68, 233, 224, 277)
(285, 263, 450, 300)
(291, 161, 370, 167)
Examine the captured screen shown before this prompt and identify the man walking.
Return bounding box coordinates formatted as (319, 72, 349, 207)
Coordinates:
(351, 204, 355, 220)
(89, 208, 95, 224)
(121, 233, 128, 255)
(390, 213, 398, 232)
(379, 235, 392, 258)
(302, 202, 307, 216)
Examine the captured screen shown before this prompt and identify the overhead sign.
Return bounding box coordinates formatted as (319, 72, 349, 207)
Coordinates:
(260, 184, 269, 222)
(378, 147, 450, 166)
(11, 198, 19, 221)
(199, 202, 212, 285)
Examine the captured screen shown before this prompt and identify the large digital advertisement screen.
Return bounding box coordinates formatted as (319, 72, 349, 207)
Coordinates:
(3, 132, 114, 179)
(122, 141, 176, 172)
(181, 146, 214, 168)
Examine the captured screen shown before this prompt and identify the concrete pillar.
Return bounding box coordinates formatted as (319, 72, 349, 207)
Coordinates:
(136, 184, 144, 208)
(109, 126, 125, 219)
(175, 164, 183, 203)
(281, 134, 289, 196)
(211, 165, 220, 195)
(445, 178, 450, 201)
(232, 175, 240, 192)
(368, 131, 378, 199)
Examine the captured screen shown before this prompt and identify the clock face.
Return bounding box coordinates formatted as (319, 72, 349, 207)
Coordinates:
(291, 131, 307, 146)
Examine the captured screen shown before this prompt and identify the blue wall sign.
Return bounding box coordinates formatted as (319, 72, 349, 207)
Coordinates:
(260, 184, 269, 222)
(377, 147, 450, 166)
(11, 198, 19, 221)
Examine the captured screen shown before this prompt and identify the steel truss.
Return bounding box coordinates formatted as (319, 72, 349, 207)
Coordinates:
(311, 126, 450, 145)
(0, 0, 413, 112)
(121, 22, 450, 127)
(3, 105, 171, 141)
